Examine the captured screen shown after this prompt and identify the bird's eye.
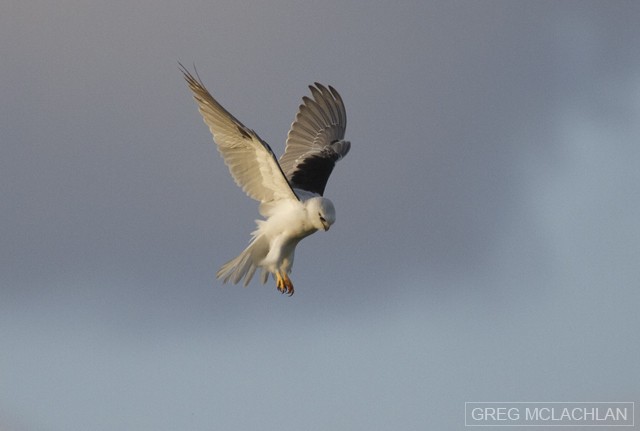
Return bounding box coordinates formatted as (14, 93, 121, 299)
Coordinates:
(319, 214, 326, 223)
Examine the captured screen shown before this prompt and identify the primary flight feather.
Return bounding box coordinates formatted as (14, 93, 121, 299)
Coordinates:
(181, 65, 350, 295)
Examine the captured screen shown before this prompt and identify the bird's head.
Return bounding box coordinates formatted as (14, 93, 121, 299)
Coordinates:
(306, 197, 336, 231)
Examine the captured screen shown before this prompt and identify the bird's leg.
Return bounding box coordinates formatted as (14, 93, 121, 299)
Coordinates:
(275, 272, 285, 294)
(275, 271, 294, 296)
(283, 273, 294, 296)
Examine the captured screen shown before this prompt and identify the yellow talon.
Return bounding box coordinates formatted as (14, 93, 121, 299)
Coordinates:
(275, 272, 294, 296)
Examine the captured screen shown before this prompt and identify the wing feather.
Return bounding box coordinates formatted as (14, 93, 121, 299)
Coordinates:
(181, 65, 298, 203)
(280, 83, 350, 196)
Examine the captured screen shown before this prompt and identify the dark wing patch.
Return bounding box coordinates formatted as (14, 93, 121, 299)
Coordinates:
(288, 143, 343, 195)
(280, 83, 350, 196)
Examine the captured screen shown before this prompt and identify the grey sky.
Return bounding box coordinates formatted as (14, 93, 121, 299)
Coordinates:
(2, 1, 639, 430)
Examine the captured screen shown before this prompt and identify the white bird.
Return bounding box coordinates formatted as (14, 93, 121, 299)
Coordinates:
(181, 65, 350, 295)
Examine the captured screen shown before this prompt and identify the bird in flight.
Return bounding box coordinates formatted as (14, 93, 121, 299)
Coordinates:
(181, 65, 350, 296)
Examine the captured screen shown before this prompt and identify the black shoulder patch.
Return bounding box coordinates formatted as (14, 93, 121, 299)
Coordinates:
(289, 148, 340, 195)
(237, 125, 252, 139)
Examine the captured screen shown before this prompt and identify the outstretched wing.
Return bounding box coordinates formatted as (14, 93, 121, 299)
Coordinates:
(280, 83, 350, 196)
(181, 65, 298, 203)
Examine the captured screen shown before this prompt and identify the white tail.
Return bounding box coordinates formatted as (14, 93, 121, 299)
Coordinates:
(216, 234, 270, 286)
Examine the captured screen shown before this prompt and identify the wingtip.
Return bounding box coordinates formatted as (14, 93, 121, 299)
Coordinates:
(178, 61, 191, 78)
(178, 61, 204, 86)
(312, 82, 331, 93)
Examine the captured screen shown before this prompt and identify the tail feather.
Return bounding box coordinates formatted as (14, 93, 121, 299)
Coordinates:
(216, 234, 269, 287)
(261, 268, 270, 284)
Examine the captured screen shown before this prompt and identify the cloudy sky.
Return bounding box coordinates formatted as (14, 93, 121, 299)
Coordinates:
(2, 1, 639, 430)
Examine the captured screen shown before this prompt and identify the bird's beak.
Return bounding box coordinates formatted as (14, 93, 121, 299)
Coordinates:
(322, 222, 330, 231)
